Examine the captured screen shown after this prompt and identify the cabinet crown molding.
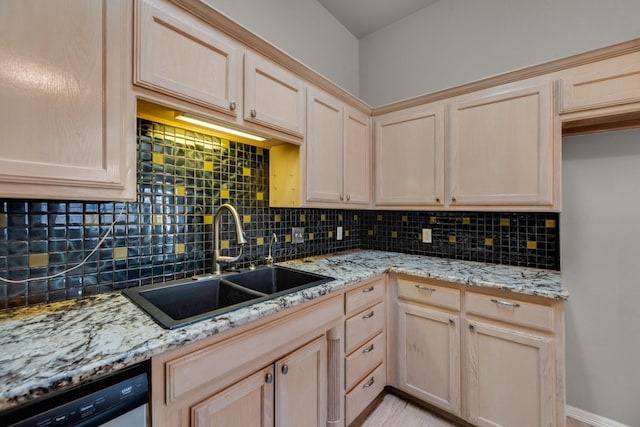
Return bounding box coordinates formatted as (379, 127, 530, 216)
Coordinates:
(373, 38, 640, 116)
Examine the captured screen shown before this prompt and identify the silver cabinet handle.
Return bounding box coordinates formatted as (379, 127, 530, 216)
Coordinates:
(362, 311, 375, 319)
(229, 101, 236, 111)
(451, 197, 457, 203)
(362, 344, 375, 354)
(363, 377, 375, 388)
(281, 364, 289, 375)
(490, 298, 520, 308)
(469, 324, 476, 333)
(250, 108, 257, 118)
(414, 285, 436, 292)
(362, 286, 374, 293)
(346, 194, 351, 201)
(436, 197, 441, 203)
(339, 194, 344, 201)
(265, 373, 273, 384)
(449, 319, 455, 326)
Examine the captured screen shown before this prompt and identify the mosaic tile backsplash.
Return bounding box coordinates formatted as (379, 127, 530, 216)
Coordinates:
(0, 118, 559, 309)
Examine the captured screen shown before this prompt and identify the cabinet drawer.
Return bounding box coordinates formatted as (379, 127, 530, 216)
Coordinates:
(345, 278, 385, 315)
(345, 363, 386, 426)
(345, 302, 385, 354)
(397, 278, 460, 310)
(465, 292, 554, 332)
(559, 51, 640, 113)
(345, 332, 385, 391)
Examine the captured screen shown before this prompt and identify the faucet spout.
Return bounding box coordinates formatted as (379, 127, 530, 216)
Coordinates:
(213, 203, 248, 274)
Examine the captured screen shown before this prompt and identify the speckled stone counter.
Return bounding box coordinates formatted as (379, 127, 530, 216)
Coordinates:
(0, 250, 565, 412)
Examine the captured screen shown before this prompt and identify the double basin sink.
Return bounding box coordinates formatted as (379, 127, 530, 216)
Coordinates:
(123, 266, 333, 329)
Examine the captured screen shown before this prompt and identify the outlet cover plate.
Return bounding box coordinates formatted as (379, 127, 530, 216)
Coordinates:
(422, 228, 432, 243)
(292, 227, 304, 244)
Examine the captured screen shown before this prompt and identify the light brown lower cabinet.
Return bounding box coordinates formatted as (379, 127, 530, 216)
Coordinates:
(191, 365, 274, 426)
(464, 319, 554, 427)
(191, 336, 326, 427)
(396, 302, 460, 415)
(150, 274, 564, 427)
(390, 276, 565, 427)
(343, 277, 387, 426)
(151, 295, 342, 427)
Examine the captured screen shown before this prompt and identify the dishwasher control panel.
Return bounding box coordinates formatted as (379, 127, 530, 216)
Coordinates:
(0, 363, 149, 427)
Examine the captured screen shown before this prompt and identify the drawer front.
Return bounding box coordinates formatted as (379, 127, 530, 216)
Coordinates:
(345, 332, 385, 391)
(345, 302, 385, 354)
(397, 278, 460, 310)
(345, 278, 385, 315)
(345, 363, 386, 426)
(465, 292, 554, 332)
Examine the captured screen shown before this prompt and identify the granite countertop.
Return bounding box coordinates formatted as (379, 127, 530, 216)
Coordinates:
(0, 250, 565, 412)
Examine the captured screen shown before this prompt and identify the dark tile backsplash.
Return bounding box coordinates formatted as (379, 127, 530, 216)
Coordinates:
(0, 118, 559, 310)
(360, 210, 559, 270)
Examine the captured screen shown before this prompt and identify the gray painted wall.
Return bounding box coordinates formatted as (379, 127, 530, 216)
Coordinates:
(360, 0, 640, 106)
(201, 0, 360, 97)
(562, 129, 640, 426)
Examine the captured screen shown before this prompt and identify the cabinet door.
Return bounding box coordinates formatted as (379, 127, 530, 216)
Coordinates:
(464, 320, 554, 427)
(135, 0, 240, 116)
(245, 53, 305, 137)
(374, 104, 445, 207)
(397, 302, 460, 415)
(448, 82, 554, 208)
(190, 366, 275, 427)
(275, 336, 327, 427)
(343, 106, 371, 206)
(306, 88, 343, 203)
(0, 0, 134, 201)
(559, 51, 640, 114)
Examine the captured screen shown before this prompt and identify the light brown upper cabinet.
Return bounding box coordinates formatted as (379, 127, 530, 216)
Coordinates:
(244, 53, 305, 138)
(306, 88, 370, 207)
(0, 0, 135, 201)
(558, 51, 640, 115)
(448, 81, 555, 209)
(135, 0, 241, 117)
(374, 104, 445, 208)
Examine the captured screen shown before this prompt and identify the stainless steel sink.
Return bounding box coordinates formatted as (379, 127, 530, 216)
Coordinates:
(123, 266, 333, 329)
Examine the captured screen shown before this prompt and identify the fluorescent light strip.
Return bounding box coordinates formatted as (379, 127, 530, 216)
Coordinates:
(175, 113, 267, 142)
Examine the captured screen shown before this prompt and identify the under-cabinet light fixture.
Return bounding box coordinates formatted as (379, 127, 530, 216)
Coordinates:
(175, 113, 267, 142)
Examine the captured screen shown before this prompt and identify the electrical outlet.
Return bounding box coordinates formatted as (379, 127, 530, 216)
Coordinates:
(337, 226, 343, 240)
(292, 227, 304, 244)
(422, 228, 432, 243)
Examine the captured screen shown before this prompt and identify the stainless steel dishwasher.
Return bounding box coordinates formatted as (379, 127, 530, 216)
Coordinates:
(0, 362, 149, 427)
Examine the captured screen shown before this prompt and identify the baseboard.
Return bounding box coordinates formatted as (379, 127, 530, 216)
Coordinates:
(566, 405, 630, 427)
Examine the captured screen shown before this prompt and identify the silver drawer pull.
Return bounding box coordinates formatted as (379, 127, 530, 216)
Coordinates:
(363, 377, 375, 388)
(491, 298, 520, 308)
(362, 311, 375, 319)
(362, 344, 375, 354)
(362, 286, 375, 293)
(415, 285, 437, 292)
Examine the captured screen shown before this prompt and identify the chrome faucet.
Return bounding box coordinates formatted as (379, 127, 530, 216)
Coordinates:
(213, 203, 248, 274)
(265, 233, 278, 266)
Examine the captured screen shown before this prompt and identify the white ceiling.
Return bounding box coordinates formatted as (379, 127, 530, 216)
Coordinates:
(317, 0, 440, 39)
